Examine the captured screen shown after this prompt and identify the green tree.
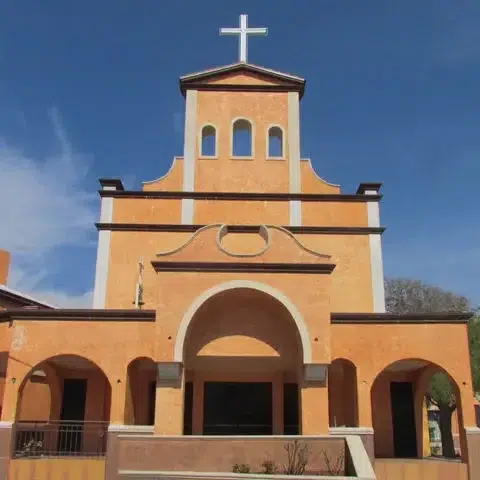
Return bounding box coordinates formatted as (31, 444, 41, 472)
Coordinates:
(385, 278, 478, 458)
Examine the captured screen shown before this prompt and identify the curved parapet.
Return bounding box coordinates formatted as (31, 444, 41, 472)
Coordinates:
(142, 156, 183, 191)
(301, 158, 341, 194)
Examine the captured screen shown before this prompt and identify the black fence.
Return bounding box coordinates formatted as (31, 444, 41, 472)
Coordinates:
(13, 421, 108, 458)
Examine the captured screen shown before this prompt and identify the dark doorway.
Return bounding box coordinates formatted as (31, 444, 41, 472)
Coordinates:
(58, 379, 87, 453)
(203, 382, 272, 435)
(183, 381, 193, 435)
(284, 383, 300, 435)
(390, 381, 417, 458)
(147, 381, 156, 426)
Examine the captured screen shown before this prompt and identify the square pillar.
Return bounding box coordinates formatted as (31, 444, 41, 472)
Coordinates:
(301, 364, 329, 434)
(0, 421, 14, 480)
(154, 362, 184, 435)
(357, 375, 373, 428)
(465, 427, 480, 480)
(192, 375, 204, 435)
(272, 372, 284, 435)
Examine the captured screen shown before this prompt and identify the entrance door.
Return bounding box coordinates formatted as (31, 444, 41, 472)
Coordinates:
(58, 379, 87, 453)
(203, 382, 272, 435)
(390, 381, 417, 458)
(283, 383, 299, 435)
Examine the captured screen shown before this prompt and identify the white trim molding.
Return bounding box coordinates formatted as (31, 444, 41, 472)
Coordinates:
(231, 117, 254, 159)
(181, 89, 198, 224)
(92, 186, 115, 308)
(173, 280, 312, 364)
(365, 187, 385, 313)
(465, 427, 480, 434)
(266, 124, 285, 160)
(108, 424, 154, 434)
(345, 435, 376, 479)
(329, 427, 374, 435)
(289, 200, 301, 227)
(198, 123, 218, 158)
(288, 92, 301, 226)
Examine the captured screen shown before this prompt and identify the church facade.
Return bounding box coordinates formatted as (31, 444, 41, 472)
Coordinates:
(0, 18, 479, 480)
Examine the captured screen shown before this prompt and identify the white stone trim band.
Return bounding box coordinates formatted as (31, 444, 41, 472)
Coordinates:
(93, 190, 114, 308)
(365, 189, 385, 313)
(288, 92, 302, 226)
(181, 89, 198, 224)
(345, 435, 376, 479)
(108, 424, 154, 434)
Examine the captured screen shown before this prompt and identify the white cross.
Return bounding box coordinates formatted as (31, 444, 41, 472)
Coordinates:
(220, 14, 268, 63)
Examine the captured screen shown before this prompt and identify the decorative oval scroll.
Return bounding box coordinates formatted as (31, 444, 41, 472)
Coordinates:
(216, 225, 269, 258)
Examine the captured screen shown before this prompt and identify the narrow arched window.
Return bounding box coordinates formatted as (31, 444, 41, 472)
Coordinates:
(268, 126, 283, 158)
(201, 125, 216, 157)
(232, 119, 252, 157)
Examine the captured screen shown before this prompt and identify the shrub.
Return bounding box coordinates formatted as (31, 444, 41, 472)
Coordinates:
(283, 440, 310, 475)
(232, 463, 251, 474)
(261, 459, 278, 474)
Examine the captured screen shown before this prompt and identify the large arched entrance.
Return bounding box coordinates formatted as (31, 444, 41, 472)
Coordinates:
(182, 286, 304, 435)
(14, 354, 111, 457)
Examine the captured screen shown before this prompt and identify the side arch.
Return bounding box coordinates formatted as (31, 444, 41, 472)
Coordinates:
(173, 280, 312, 364)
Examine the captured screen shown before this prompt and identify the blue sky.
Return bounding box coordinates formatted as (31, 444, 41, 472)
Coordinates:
(0, 1, 479, 307)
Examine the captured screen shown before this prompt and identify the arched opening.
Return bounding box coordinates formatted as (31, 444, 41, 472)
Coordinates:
(182, 287, 303, 436)
(328, 358, 358, 427)
(267, 126, 283, 158)
(124, 357, 156, 426)
(371, 359, 464, 461)
(232, 119, 252, 157)
(200, 125, 216, 157)
(14, 354, 111, 458)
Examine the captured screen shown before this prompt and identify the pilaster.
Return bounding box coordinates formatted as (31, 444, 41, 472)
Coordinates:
(300, 364, 328, 434)
(357, 183, 385, 313)
(0, 421, 14, 480)
(154, 362, 184, 434)
(272, 372, 284, 435)
(93, 179, 123, 308)
(288, 91, 301, 226)
(192, 375, 204, 435)
(181, 89, 198, 224)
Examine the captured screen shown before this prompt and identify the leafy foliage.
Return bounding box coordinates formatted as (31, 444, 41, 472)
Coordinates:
(385, 278, 470, 314)
(468, 312, 480, 393)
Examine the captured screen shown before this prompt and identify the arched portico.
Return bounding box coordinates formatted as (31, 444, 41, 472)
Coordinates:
(155, 281, 326, 436)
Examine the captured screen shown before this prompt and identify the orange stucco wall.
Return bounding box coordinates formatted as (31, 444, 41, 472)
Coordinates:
(0, 249, 9, 285)
(195, 91, 289, 193)
(105, 228, 372, 313)
(10, 458, 105, 480)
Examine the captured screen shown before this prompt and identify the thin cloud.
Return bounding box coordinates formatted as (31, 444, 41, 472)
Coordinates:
(0, 108, 97, 307)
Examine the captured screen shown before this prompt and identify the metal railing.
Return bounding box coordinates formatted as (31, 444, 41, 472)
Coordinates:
(13, 421, 108, 458)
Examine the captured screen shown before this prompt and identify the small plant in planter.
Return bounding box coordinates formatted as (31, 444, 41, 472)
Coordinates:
(323, 450, 345, 476)
(232, 463, 251, 474)
(261, 460, 278, 474)
(283, 440, 310, 475)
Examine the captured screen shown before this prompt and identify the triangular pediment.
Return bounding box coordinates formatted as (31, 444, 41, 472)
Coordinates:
(180, 63, 305, 97)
